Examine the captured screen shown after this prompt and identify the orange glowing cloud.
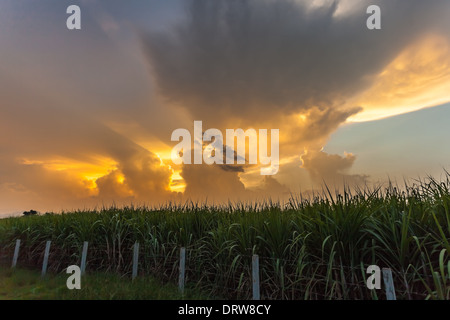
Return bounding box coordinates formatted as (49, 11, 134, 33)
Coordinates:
(349, 34, 450, 122)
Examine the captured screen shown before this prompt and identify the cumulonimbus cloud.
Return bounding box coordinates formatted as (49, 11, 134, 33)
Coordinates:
(1, 0, 450, 214)
(142, 0, 450, 194)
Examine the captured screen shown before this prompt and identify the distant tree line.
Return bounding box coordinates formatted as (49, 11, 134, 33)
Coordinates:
(22, 210, 38, 216)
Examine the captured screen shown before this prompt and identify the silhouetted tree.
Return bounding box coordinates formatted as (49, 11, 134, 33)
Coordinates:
(22, 210, 38, 216)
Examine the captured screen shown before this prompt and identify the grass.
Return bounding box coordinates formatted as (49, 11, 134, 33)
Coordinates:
(0, 267, 208, 300)
(0, 174, 449, 300)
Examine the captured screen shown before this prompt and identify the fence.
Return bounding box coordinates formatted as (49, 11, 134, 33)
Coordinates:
(0, 238, 428, 300)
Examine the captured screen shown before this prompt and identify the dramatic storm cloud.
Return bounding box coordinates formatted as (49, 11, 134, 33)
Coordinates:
(1, 0, 450, 214)
(142, 0, 450, 190)
(144, 0, 448, 121)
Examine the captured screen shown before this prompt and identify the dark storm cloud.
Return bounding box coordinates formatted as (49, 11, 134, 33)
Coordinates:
(141, 0, 450, 192)
(2, 0, 450, 213)
(142, 0, 450, 124)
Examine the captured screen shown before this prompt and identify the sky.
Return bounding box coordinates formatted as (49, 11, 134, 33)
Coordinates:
(1, 0, 450, 215)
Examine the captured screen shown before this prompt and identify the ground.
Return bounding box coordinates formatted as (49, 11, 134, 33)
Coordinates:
(0, 267, 208, 300)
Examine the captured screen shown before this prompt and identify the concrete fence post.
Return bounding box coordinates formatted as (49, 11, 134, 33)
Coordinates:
(178, 247, 186, 294)
(80, 241, 88, 275)
(252, 254, 260, 300)
(11, 239, 21, 268)
(382, 268, 396, 300)
(132, 242, 139, 280)
(41, 241, 51, 277)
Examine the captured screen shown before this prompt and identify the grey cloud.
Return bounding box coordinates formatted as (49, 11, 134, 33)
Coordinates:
(301, 150, 369, 187)
(141, 0, 450, 190)
(142, 0, 450, 125)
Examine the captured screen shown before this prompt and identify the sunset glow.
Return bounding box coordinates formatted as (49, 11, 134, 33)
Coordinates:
(1, 0, 450, 215)
(348, 34, 450, 122)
